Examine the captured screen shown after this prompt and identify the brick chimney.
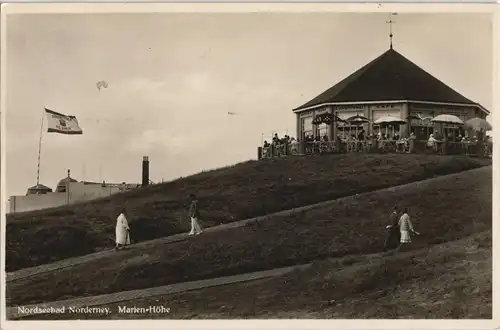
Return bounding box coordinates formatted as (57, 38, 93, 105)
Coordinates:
(142, 156, 149, 187)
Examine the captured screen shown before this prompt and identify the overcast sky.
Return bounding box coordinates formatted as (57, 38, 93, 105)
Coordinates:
(5, 12, 492, 197)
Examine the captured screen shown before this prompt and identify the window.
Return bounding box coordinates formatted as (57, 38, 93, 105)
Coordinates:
(409, 111, 435, 140)
(301, 117, 313, 139)
(316, 123, 328, 138)
(443, 126, 465, 141)
(411, 126, 433, 141)
(336, 124, 365, 139)
(373, 124, 400, 138)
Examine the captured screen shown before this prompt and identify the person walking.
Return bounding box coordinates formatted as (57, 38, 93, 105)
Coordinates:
(188, 194, 203, 236)
(397, 208, 420, 251)
(384, 206, 401, 251)
(115, 208, 131, 250)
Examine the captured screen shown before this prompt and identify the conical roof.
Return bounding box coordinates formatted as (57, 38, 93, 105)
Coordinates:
(56, 169, 78, 193)
(294, 48, 485, 112)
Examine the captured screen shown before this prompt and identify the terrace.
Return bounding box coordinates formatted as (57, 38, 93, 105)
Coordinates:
(259, 115, 492, 159)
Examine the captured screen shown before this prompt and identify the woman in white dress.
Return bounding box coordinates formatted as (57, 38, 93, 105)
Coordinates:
(397, 208, 420, 251)
(115, 208, 130, 250)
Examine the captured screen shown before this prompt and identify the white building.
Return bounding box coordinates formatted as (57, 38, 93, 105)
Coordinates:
(8, 169, 140, 214)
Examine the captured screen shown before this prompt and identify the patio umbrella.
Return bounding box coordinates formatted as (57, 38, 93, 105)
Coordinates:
(464, 117, 492, 131)
(313, 113, 346, 140)
(431, 114, 464, 125)
(432, 114, 464, 142)
(374, 116, 407, 137)
(324, 113, 346, 125)
(346, 114, 370, 137)
(312, 113, 345, 125)
(312, 115, 325, 125)
(346, 114, 370, 124)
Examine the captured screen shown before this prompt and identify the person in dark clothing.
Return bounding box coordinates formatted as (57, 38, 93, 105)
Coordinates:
(272, 133, 279, 145)
(357, 129, 366, 141)
(384, 206, 401, 251)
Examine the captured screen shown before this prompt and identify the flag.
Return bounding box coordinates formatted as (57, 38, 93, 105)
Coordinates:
(45, 108, 83, 135)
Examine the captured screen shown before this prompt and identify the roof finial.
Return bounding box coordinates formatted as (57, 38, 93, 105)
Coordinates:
(67, 169, 70, 177)
(386, 13, 398, 49)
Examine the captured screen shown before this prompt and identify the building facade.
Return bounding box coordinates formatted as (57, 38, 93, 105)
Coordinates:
(294, 48, 489, 141)
(9, 180, 140, 214)
(9, 157, 151, 213)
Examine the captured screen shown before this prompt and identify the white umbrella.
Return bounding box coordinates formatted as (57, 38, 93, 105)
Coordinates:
(464, 117, 492, 131)
(431, 114, 464, 125)
(374, 116, 406, 138)
(432, 114, 464, 142)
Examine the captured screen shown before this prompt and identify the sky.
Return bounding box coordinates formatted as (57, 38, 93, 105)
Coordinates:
(5, 12, 492, 197)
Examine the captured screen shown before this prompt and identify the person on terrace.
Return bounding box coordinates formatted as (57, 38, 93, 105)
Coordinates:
(427, 133, 439, 152)
(357, 129, 366, 141)
(272, 133, 280, 145)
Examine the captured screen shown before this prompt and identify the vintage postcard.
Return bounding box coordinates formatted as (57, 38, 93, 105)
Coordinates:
(1, 2, 497, 329)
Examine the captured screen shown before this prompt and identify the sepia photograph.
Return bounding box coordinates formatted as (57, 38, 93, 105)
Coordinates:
(2, 4, 494, 322)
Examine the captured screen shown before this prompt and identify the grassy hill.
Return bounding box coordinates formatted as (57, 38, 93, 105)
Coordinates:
(7, 166, 491, 306)
(132, 231, 492, 319)
(28, 230, 490, 319)
(6, 154, 490, 271)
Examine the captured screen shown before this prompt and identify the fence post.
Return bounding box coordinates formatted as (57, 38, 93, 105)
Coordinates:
(335, 138, 342, 153)
(477, 142, 484, 158)
(408, 139, 415, 153)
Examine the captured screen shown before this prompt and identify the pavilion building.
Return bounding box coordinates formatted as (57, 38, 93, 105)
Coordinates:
(293, 47, 490, 141)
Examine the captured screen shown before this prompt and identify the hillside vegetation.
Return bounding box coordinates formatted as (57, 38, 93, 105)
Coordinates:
(7, 166, 491, 306)
(29, 230, 490, 319)
(6, 154, 490, 271)
(142, 231, 492, 319)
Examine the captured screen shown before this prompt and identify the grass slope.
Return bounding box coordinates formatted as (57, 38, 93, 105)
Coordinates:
(7, 166, 491, 306)
(6, 154, 490, 271)
(28, 231, 490, 319)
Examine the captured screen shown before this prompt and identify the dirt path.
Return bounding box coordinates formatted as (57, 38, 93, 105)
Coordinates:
(11, 228, 489, 320)
(7, 263, 312, 319)
(7, 166, 491, 283)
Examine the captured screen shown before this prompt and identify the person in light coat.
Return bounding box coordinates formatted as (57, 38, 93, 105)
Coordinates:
(188, 194, 203, 236)
(115, 208, 130, 250)
(427, 134, 439, 152)
(397, 208, 419, 251)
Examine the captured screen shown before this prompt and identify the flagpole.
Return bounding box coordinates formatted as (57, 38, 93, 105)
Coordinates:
(36, 108, 45, 186)
(82, 163, 86, 182)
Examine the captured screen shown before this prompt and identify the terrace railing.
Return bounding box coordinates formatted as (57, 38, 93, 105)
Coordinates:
(260, 143, 300, 159)
(258, 139, 491, 160)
